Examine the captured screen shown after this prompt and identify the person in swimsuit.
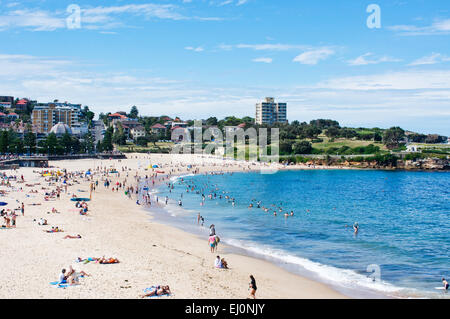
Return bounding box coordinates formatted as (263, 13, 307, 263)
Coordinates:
(249, 275, 257, 299)
(208, 235, 216, 253)
(353, 222, 359, 234)
(63, 234, 82, 239)
(140, 285, 171, 298)
(443, 278, 449, 291)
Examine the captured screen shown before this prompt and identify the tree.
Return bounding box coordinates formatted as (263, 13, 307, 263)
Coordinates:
(148, 133, 159, 146)
(45, 133, 58, 155)
(61, 132, 73, 154)
(293, 141, 313, 154)
(82, 133, 95, 153)
(129, 106, 139, 119)
(24, 124, 36, 154)
(383, 127, 405, 150)
(325, 127, 340, 138)
(280, 140, 295, 155)
(112, 123, 127, 145)
(206, 117, 218, 126)
(102, 127, 114, 151)
(0, 131, 8, 153)
(135, 136, 149, 147)
(96, 140, 103, 153)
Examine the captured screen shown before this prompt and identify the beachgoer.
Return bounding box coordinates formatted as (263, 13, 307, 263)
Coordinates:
(249, 275, 257, 299)
(59, 269, 67, 284)
(353, 222, 359, 234)
(209, 224, 216, 236)
(214, 256, 222, 268)
(63, 234, 82, 239)
(443, 278, 449, 291)
(140, 285, 171, 298)
(208, 235, 216, 253)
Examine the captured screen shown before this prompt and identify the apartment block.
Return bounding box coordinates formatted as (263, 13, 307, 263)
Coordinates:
(32, 102, 81, 134)
(255, 97, 287, 125)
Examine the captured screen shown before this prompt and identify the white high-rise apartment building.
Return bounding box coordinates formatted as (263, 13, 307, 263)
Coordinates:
(255, 97, 287, 125)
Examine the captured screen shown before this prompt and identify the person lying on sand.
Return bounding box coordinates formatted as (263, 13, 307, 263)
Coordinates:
(98, 257, 120, 264)
(37, 218, 48, 225)
(45, 227, 63, 233)
(140, 285, 171, 298)
(76, 257, 99, 263)
(63, 234, 82, 239)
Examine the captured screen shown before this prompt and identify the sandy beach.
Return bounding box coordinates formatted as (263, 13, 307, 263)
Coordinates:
(0, 154, 346, 299)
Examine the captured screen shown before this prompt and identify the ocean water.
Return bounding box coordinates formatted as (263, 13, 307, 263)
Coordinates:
(146, 170, 449, 299)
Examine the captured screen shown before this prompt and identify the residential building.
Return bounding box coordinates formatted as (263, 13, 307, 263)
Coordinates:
(31, 102, 81, 134)
(255, 97, 287, 125)
(7, 112, 19, 121)
(0, 96, 14, 104)
(108, 112, 129, 121)
(0, 102, 12, 109)
(151, 123, 167, 135)
(131, 125, 146, 139)
(15, 99, 29, 112)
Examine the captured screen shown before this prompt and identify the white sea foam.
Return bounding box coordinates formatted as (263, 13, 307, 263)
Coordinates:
(224, 238, 416, 297)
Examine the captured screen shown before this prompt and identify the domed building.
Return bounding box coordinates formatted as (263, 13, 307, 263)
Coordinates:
(49, 122, 72, 136)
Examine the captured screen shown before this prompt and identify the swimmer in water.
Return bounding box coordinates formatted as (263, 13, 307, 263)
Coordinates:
(353, 222, 359, 234)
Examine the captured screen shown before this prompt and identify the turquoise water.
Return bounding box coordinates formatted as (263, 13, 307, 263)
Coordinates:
(150, 170, 450, 298)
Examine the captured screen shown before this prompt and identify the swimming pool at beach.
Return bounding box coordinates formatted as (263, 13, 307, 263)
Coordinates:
(148, 170, 450, 299)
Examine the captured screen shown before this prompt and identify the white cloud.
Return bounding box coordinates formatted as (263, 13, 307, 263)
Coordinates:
(0, 3, 222, 31)
(235, 43, 308, 51)
(409, 53, 450, 66)
(389, 18, 450, 36)
(293, 48, 335, 65)
(313, 70, 450, 91)
(236, 0, 249, 5)
(1, 53, 449, 135)
(347, 53, 402, 66)
(252, 57, 273, 63)
(185, 46, 204, 52)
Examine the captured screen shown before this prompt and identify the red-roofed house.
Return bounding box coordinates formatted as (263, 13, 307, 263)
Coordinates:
(108, 112, 129, 121)
(0, 102, 12, 109)
(7, 112, 19, 120)
(151, 123, 167, 134)
(15, 99, 29, 111)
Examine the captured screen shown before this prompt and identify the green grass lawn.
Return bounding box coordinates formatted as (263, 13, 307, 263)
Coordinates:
(117, 142, 174, 153)
(311, 137, 387, 151)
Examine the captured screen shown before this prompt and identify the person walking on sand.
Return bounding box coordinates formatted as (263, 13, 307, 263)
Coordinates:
(248, 275, 257, 299)
(209, 224, 216, 236)
(21, 202, 24, 216)
(208, 235, 216, 253)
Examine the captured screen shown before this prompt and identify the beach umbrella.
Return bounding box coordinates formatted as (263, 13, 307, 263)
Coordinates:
(0, 202, 7, 206)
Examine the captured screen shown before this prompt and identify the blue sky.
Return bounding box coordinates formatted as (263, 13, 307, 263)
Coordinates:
(0, 0, 449, 135)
